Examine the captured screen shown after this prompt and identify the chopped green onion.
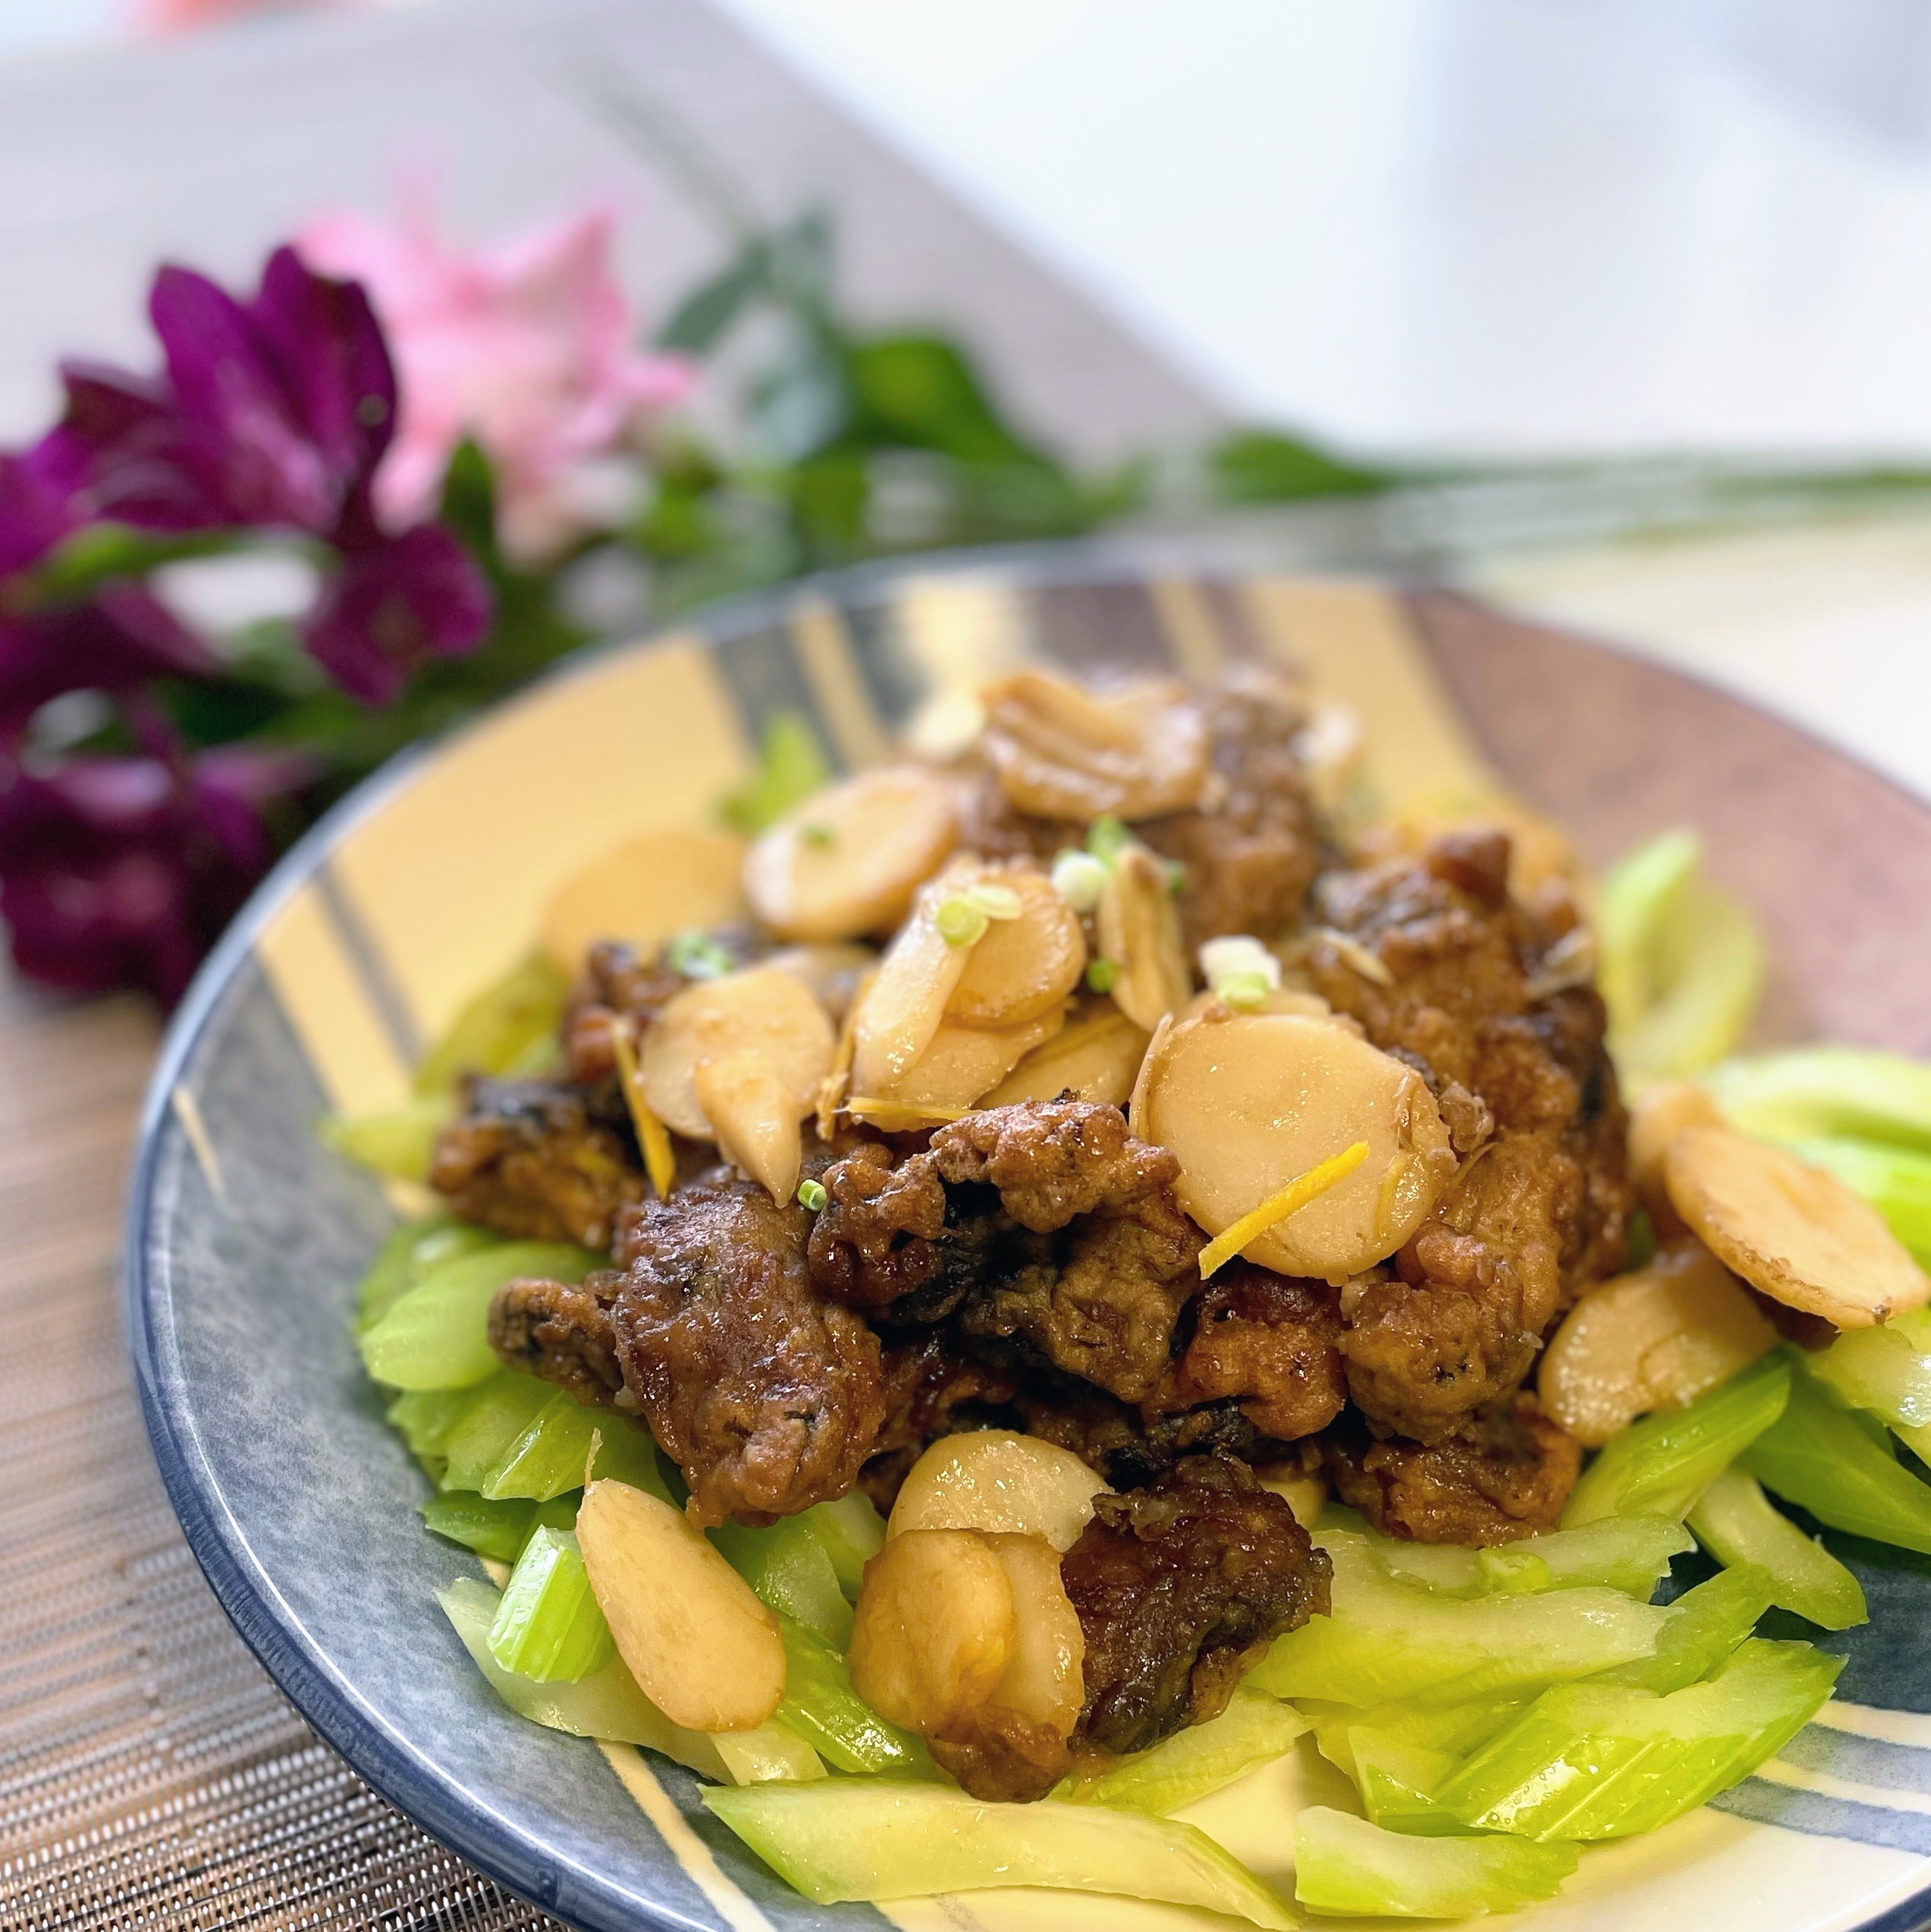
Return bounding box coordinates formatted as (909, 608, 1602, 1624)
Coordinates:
(800, 1491, 887, 1599)
(1085, 815, 1135, 865)
(934, 895, 989, 947)
(665, 928, 737, 980)
(419, 1491, 536, 1563)
(796, 1178, 828, 1212)
(1562, 1352, 1791, 1527)
(701, 1778, 1296, 1927)
(1085, 958, 1119, 994)
(1063, 1684, 1305, 1814)
(1689, 1464, 1868, 1629)
(319, 1092, 454, 1184)
(1050, 849, 1108, 913)
(772, 1614, 931, 1775)
(1294, 1807, 1577, 1916)
(712, 1516, 854, 1648)
(1745, 1359, 1931, 1555)
(488, 1526, 614, 1681)
(413, 953, 570, 1096)
(720, 711, 833, 836)
(359, 1241, 601, 1390)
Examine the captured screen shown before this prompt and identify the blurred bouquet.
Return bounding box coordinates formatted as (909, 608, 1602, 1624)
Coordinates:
(0, 198, 1371, 1005)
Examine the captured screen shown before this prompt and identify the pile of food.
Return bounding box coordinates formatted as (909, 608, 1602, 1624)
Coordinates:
(337, 659, 1931, 1923)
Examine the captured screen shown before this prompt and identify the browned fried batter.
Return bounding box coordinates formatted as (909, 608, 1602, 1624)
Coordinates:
(929, 1099, 1182, 1230)
(1154, 1264, 1346, 1441)
(929, 1709, 1075, 1806)
(856, 1334, 1019, 1513)
(1303, 829, 1631, 1442)
(1063, 1455, 1331, 1755)
(487, 1270, 626, 1407)
(1320, 1395, 1581, 1544)
(562, 929, 768, 1085)
(429, 1076, 644, 1250)
(611, 1171, 887, 1527)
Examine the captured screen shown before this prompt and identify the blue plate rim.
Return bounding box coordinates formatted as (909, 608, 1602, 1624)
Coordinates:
(123, 540, 1931, 1932)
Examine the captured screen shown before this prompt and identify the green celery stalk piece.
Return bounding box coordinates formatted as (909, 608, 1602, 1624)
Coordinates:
(1436, 1637, 1842, 1841)
(1688, 1465, 1868, 1630)
(488, 1526, 614, 1681)
(420, 1492, 535, 1563)
(1562, 1353, 1791, 1528)
(1061, 1684, 1306, 1814)
(1612, 880, 1764, 1082)
(1292, 1807, 1576, 1917)
(484, 1392, 604, 1503)
(440, 1376, 555, 1491)
(1370, 1516, 1693, 1599)
(1331, 1731, 1468, 1837)
(583, 1420, 675, 1500)
(711, 1719, 828, 1785)
(714, 1517, 854, 1648)
(1707, 1047, 1931, 1152)
(800, 1491, 887, 1600)
(319, 1092, 454, 1183)
(1252, 1533, 1667, 1707)
(1746, 1365, 1931, 1555)
(360, 1242, 600, 1390)
(1321, 1689, 1531, 1761)
(1785, 1139, 1931, 1268)
(1597, 828, 1701, 1032)
(439, 1577, 728, 1776)
(358, 1218, 500, 1333)
(701, 1777, 1297, 1928)
(718, 711, 834, 837)
(1596, 1564, 1775, 1694)
(388, 1384, 482, 1470)
(1806, 1303, 1931, 1428)
(414, 953, 570, 1097)
(772, 1613, 931, 1776)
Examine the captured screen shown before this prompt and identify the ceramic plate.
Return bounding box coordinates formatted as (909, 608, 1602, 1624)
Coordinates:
(128, 548, 1931, 1932)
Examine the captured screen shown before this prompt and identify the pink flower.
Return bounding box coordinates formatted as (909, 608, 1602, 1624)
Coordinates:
(297, 202, 693, 563)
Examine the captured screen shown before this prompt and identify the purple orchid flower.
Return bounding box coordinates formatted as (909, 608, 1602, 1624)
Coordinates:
(0, 738, 315, 1004)
(0, 583, 215, 743)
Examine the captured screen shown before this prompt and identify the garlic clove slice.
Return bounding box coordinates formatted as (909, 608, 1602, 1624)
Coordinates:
(693, 1051, 802, 1204)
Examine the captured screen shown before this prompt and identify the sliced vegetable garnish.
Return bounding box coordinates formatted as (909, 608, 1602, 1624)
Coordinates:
(1433, 1637, 1842, 1841)
(1806, 1303, 1931, 1431)
(1062, 1684, 1306, 1814)
(419, 1491, 535, 1563)
(388, 1384, 481, 1470)
(773, 1613, 931, 1776)
(1317, 1727, 1467, 1838)
(319, 1093, 454, 1184)
(1597, 828, 1702, 1031)
(702, 1778, 1297, 1928)
(439, 1375, 554, 1490)
(1198, 1140, 1371, 1279)
(1597, 1564, 1774, 1695)
(360, 1242, 601, 1390)
(1293, 1806, 1577, 1916)
(714, 1516, 855, 1648)
(609, 1019, 676, 1199)
(1364, 1515, 1693, 1600)
(843, 1095, 971, 1129)
(1688, 1465, 1867, 1630)
(799, 1491, 887, 1601)
(1253, 1531, 1668, 1707)
(1561, 1352, 1791, 1527)
(413, 953, 570, 1096)
(711, 1722, 828, 1786)
(1744, 1362, 1931, 1555)
(358, 1217, 498, 1332)
(720, 709, 833, 837)
(488, 1526, 614, 1681)
(1707, 1046, 1931, 1152)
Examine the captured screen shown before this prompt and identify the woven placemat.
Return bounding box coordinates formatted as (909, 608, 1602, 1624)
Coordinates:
(0, 975, 561, 1931)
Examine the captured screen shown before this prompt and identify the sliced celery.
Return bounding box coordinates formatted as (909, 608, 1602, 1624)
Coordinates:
(718, 711, 834, 837)
(1785, 1138, 1931, 1269)
(1323, 1729, 1467, 1837)
(357, 1220, 438, 1331)
(702, 1778, 1296, 1928)
(773, 1613, 930, 1776)
(439, 1577, 728, 1776)
(1598, 828, 1701, 1032)
(360, 1241, 600, 1390)
(1745, 1365, 1931, 1555)
(1063, 1685, 1307, 1814)
(1807, 1304, 1931, 1429)
(482, 1393, 655, 1505)
(1597, 1564, 1775, 1694)
(1294, 1807, 1576, 1915)
(387, 1385, 479, 1471)
(414, 953, 570, 1097)
(488, 1527, 614, 1681)
(711, 1720, 828, 1786)
(713, 1517, 853, 1648)
(1612, 880, 1764, 1083)
(1437, 1638, 1841, 1841)
(1319, 1689, 1531, 1762)
(1688, 1465, 1867, 1630)
(439, 1375, 554, 1491)
(420, 1492, 535, 1563)
(320, 1092, 454, 1183)
(1562, 1353, 1790, 1528)
(800, 1491, 887, 1600)
(1709, 1047, 1931, 1151)
(1369, 1516, 1692, 1600)
(1252, 1532, 1667, 1707)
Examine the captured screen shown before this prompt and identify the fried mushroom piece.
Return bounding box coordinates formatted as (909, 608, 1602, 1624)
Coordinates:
(1320, 1396, 1581, 1545)
(488, 1269, 626, 1408)
(429, 1076, 644, 1250)
(611, 1170, 887, 1527)
(1304, 830, 1633, 1442)
(807, 1100, 1204, 1403)
(1063, 1455, 1331, 1755)
(1154, 1264, 1346, 1442)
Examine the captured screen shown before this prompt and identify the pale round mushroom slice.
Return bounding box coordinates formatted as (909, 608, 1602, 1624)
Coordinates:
(1538, 1242, 1779, 1446)
(742, 765, 959, 942)
(945, 867, 1086, 1028)
(541, 828, 748, 973)
(1664, 1124, 1931, 1330)
(637, 966, 835, 1139)
(1132, 1007, 1455, 1285)
(981, 668, 1209, 821)
(985, 1003, 1151, 1108)
(887, 1430, 1109, 1552)
(871, 1007, 1066, 1117)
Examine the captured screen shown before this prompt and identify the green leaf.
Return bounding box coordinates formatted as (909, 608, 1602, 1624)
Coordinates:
(1210, 429, 1393, 504)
